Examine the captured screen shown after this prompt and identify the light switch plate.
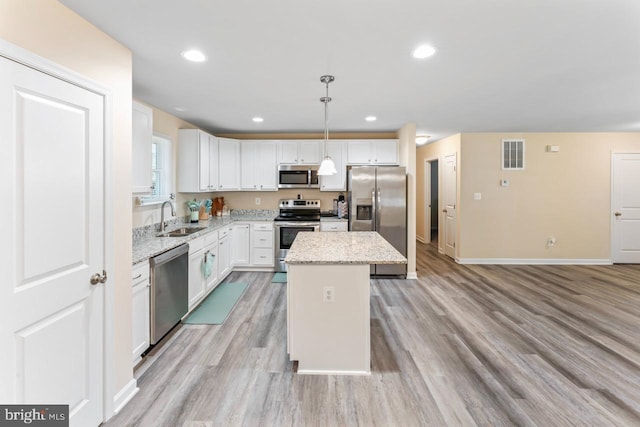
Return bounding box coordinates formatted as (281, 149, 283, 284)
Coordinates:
(501, 179, 509, 187)
(474, 192, 482, 200)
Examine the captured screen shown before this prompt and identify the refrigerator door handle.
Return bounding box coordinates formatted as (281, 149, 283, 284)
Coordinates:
(371, 189, 376, 230)
(377, 188, 381, 231)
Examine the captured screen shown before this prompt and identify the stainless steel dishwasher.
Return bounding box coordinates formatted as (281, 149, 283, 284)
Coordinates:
(149, 243, 189, 345)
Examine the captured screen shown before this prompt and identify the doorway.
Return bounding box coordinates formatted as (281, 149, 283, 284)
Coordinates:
(424, 158, 439, 246)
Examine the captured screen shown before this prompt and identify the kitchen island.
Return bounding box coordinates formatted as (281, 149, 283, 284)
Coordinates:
(284, 231, 407, 375)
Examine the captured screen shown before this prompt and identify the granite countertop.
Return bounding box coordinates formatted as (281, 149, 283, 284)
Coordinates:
(285, 231, 407, 265)
(132, 210, 277, 265)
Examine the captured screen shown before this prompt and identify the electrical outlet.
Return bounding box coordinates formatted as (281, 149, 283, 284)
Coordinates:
(323, 286, 335, 303)
(255, 197, 261, 205)
(547, 236, 557, 247)
(474, 192, 482, 200)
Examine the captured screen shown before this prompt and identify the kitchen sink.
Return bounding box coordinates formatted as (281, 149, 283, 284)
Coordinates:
(158, 227, 207, 237)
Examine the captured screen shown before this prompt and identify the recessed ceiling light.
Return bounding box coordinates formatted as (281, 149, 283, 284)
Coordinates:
(252, 117, 264, 123)
(174, 107, 186, 112)
(416, 135, 431, 146)
(181, 49, 207, 62)
(365, 116, 377, 122)
(412, 45, 436, 59)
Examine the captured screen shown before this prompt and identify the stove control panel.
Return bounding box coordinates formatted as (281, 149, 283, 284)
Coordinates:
(279, 199, 321, 209)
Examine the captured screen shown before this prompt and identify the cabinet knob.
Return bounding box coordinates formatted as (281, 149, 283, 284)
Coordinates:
(615, 212, 622, 217)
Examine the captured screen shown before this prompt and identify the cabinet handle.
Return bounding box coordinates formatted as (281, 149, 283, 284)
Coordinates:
(132, 273, 142, 280)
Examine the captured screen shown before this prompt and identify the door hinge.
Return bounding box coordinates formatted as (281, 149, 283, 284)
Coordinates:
(453, 242, 456, 248)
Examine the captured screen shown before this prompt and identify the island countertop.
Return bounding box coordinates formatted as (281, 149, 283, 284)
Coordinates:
(285, 231, 407, 265)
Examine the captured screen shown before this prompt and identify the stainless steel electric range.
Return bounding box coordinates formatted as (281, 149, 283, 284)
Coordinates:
(273, 199, 321, 272)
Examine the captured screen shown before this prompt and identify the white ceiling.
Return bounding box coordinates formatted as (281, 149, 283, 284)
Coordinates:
(60, 0, 640, 141)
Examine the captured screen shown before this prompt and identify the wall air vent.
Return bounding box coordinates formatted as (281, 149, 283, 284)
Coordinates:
(502, 139, 525, 170)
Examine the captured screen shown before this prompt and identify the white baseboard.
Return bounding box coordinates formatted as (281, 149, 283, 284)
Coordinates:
(416, 236, 426, 244)
(406, 272, 418, 280)
(456, 258, 613, 265)
(112, 379, 138, 415)
(297, 369, 371, 376)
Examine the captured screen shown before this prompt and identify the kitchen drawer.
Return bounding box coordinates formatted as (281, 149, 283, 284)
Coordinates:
(218, 227, 231, 239)
(320, 221, 348, 232)
(189, 235, 205, 253)
(253, 230, 274, 248)
(252, 223, 273, 231)
(252, 247, 274, 266)
(204, 231, 218, 246)
(132, 261, 150, 286)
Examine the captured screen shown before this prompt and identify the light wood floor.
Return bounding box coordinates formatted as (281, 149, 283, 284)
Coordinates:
(105, 242, 640, 426)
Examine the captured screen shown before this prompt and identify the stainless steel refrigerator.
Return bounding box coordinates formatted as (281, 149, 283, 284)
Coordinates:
(348, 166, 407, 276)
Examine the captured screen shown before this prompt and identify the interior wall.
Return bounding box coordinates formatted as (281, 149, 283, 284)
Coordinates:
(458, 132, 640, 261)
(0, 0, 134, 407)
(431, 162, 439, 231)
(416, 134, 461, 251)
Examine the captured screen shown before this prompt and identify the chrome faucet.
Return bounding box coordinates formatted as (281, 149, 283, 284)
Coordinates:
(160, 200, 176, 232)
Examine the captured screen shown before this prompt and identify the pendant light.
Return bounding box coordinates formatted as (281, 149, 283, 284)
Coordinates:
(317, 75, 337, 176)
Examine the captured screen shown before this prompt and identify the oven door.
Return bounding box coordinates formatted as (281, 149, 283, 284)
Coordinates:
(274, 222, 319, 272)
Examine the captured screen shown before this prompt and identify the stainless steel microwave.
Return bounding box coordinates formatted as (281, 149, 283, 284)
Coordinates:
(278, 165, 319, 189)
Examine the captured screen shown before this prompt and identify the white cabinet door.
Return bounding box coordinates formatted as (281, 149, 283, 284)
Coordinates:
(373, 140, 398, 165)
(240, 140, 258, 190)
(278, 140, 299, 163)
(232, 224, 251, 266)
(218, 138, 240, 190)
(188, 236, 206, 309)
(218, 232, 232, 278)
(132, 101, 153, 193)
(179, 129, 218, 192)
(320, 140, 346, 191)
(298, 140, 322, 164)
(257, 141, 278, 190)
(131, 261, 150, 365)
(251, 223, 274, 266)
(347, 140, 372, 164)
(203, 241, 219, 291)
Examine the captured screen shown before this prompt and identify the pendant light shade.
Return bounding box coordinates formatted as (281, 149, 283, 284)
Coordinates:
(317, 75, 337, 176)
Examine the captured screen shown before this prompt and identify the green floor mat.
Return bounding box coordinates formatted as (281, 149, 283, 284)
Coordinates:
(183, 282, 248, 325)
(271, 272, 287, 283)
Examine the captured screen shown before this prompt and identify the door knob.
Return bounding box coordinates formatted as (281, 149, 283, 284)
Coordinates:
(442, 209, 448, 213)
(614, 212, 622, 217)
(90, 270, 107, 285)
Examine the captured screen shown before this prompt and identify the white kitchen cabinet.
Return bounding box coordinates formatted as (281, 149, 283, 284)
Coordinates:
(320, 221, 348, 232)
(178, 129, 218, 192)
(240, 140, 278, 191)
(231, 223, 251, 266)
(347, 139, 399, 165)
(278, 140, 322, 164)
(132, 102, 153, 194)
(188, 236, 206, 309)
(218, 227, 232, 278)
(218, 138, 241, 191)
(203, 233, 219, 292)
(320, 140, 347, 191)
(131, 261, 150, 364)
(251, 223, 274, 266)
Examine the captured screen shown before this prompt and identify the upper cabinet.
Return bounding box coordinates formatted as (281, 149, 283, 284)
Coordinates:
(132, 102, 153, 193)
(347, 139, 399, 165)
(240, 140, 278, 191)
(178, 129, 218, 192)
(320, 140, 347, 191)
(218, 138, 241, 191)
(278, 140, 322, 164)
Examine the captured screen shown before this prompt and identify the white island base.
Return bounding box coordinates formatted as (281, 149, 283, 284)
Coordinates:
(287, 263, 371, 375)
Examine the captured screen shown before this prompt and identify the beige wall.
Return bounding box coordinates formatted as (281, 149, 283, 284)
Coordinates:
(458, 132, 640, 261)
(416, 134, 461, 252)
(0, 0, 133, 407)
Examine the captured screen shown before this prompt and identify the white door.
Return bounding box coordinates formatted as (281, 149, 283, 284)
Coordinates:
(443, 154, 457, 258)
(612, 153, 640, 263)
(0, 56, 105, 426)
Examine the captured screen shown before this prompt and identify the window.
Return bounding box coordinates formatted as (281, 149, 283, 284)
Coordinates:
(502, 139, 524, 170)
(139, 134, 173, 205)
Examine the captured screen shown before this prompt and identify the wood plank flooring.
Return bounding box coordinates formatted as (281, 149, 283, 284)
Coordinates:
(105, 243, 640, 426)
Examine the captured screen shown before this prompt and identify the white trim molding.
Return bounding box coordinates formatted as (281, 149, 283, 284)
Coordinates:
(456, 258, 613, 265)
(112, 379, 139, 415)
(406, 272, 418, 280)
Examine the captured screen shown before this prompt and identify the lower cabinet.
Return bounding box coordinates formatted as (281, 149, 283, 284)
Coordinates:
(251, 223, 274, 266)
(131, 261, 150, 364)
(231, 223, 251, 266)
(188, 233, 220, 310)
